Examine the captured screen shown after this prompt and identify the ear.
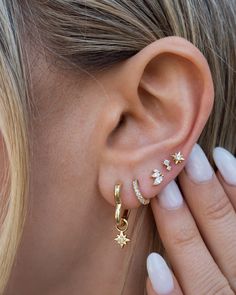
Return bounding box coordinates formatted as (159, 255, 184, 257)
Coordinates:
(97, 36, 214, 209)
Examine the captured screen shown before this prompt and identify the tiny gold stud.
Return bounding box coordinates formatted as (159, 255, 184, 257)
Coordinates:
(171, 152, 185, 164)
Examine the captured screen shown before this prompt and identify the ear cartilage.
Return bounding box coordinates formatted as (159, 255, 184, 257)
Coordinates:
(171, 152, 185, 164)
(163, 159, 172, 171)
(132, 179, 150, 205)
(151, 169, 164, 185)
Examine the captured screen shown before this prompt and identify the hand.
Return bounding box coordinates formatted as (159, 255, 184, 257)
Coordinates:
(146, 144, 236, 295)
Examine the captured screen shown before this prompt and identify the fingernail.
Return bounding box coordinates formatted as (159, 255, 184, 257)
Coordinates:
(158, 180, 183, 210)
(147, 252, 174, 295)
(185, 143, 213, 183)
(213, 147, 236, 186)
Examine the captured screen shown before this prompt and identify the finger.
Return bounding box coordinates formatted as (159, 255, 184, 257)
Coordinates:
(213, 147, 236, 210)
(146, 278, 157, 295)
(146, 278, 182, 295)
(151, 181, 233, 295)
(146, 252, 183, 295)
(181, 144, 236, 291)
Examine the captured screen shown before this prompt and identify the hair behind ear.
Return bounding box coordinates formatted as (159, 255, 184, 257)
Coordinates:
(0, 2, 30, 293)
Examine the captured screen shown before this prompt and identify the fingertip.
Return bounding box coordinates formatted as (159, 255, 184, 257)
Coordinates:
(213, 147, 236, 186)
(146, 252, 174, 295)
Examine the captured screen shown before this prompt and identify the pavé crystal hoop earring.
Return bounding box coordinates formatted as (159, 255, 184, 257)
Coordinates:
(132, 179, 150, 205)
(114, 183, 130, 248)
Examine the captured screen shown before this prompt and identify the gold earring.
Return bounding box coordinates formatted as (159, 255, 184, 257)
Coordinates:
(132, 179, 150, 205)
(114, 183, 130, 248)
(171, 152, 185, 164)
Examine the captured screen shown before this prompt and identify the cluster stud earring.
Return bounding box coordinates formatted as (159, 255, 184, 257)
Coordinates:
(150, 152, 184, 186)
(171, 152, 185, 164)
(151, 169, 164, 185)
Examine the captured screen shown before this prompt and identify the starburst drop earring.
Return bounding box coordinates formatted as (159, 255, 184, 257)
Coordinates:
(114, 183, 130, 248)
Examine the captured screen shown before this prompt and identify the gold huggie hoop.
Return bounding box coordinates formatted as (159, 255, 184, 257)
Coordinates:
(114, 183, 130, 248)
(114, 184, 122, 224)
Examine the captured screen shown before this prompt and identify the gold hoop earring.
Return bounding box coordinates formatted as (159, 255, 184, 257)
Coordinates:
(132, 179, 150, 205)
(114, 183, 130, 248)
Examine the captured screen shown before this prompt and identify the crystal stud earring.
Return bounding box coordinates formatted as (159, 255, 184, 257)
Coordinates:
(163, 159, 172, 171)
(171, 152, 185, 164)
(151, 169, 164, 185)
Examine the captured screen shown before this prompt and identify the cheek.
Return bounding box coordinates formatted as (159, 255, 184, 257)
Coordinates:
(13, 101, 99, 285)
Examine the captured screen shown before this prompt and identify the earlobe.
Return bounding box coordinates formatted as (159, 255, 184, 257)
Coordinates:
(98, 36, 214, 209)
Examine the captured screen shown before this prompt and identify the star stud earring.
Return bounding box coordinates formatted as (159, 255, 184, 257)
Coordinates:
(151, 169, 164, 185)
(171, 152, 185, 164)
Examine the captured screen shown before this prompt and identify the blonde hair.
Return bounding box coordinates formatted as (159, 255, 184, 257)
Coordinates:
(0, 1, 30, 293)
(0, 0, 235, 293)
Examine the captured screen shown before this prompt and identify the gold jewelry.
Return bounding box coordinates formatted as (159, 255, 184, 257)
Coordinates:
(151, 169, 164, 185)
(171, 152, 185, 164)
(163, 159, 172, 171)
(132, 179, 150, 205)
(114, 183, 130, 248)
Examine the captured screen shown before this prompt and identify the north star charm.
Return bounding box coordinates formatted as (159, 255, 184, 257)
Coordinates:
(114, 231, 130, 248)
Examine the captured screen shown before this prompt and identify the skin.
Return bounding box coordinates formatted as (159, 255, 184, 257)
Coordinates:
(4, 36, 219, 294)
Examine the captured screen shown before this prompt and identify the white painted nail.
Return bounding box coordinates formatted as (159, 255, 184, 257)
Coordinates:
(158, 180, 183, 210)
(213, 147, 236, 186)
(185, 144, 213, 183)
(147, 252, 174, 294)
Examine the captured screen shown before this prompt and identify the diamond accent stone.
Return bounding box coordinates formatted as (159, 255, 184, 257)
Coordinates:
(151, 169, 164, 185)
(172, 152, 185, 164)
(132, 179, 150, 205)
(114, 231, 130, 248)
(163, 159, 172, 171)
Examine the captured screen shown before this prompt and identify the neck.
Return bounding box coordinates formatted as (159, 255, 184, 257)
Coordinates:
(56, 204, 151, 295)
(6, 200, 152, 295)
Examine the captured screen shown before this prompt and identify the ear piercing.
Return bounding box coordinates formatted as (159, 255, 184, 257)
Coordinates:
(151, 169, 164, 185)
(132, 179, 150, 205)
(114, 183, 130, 248)
(163, 159, 172, 171)
(171, 152, 185, 164)
(151, 151, 184, 186)
(113, 151, 185, 247)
